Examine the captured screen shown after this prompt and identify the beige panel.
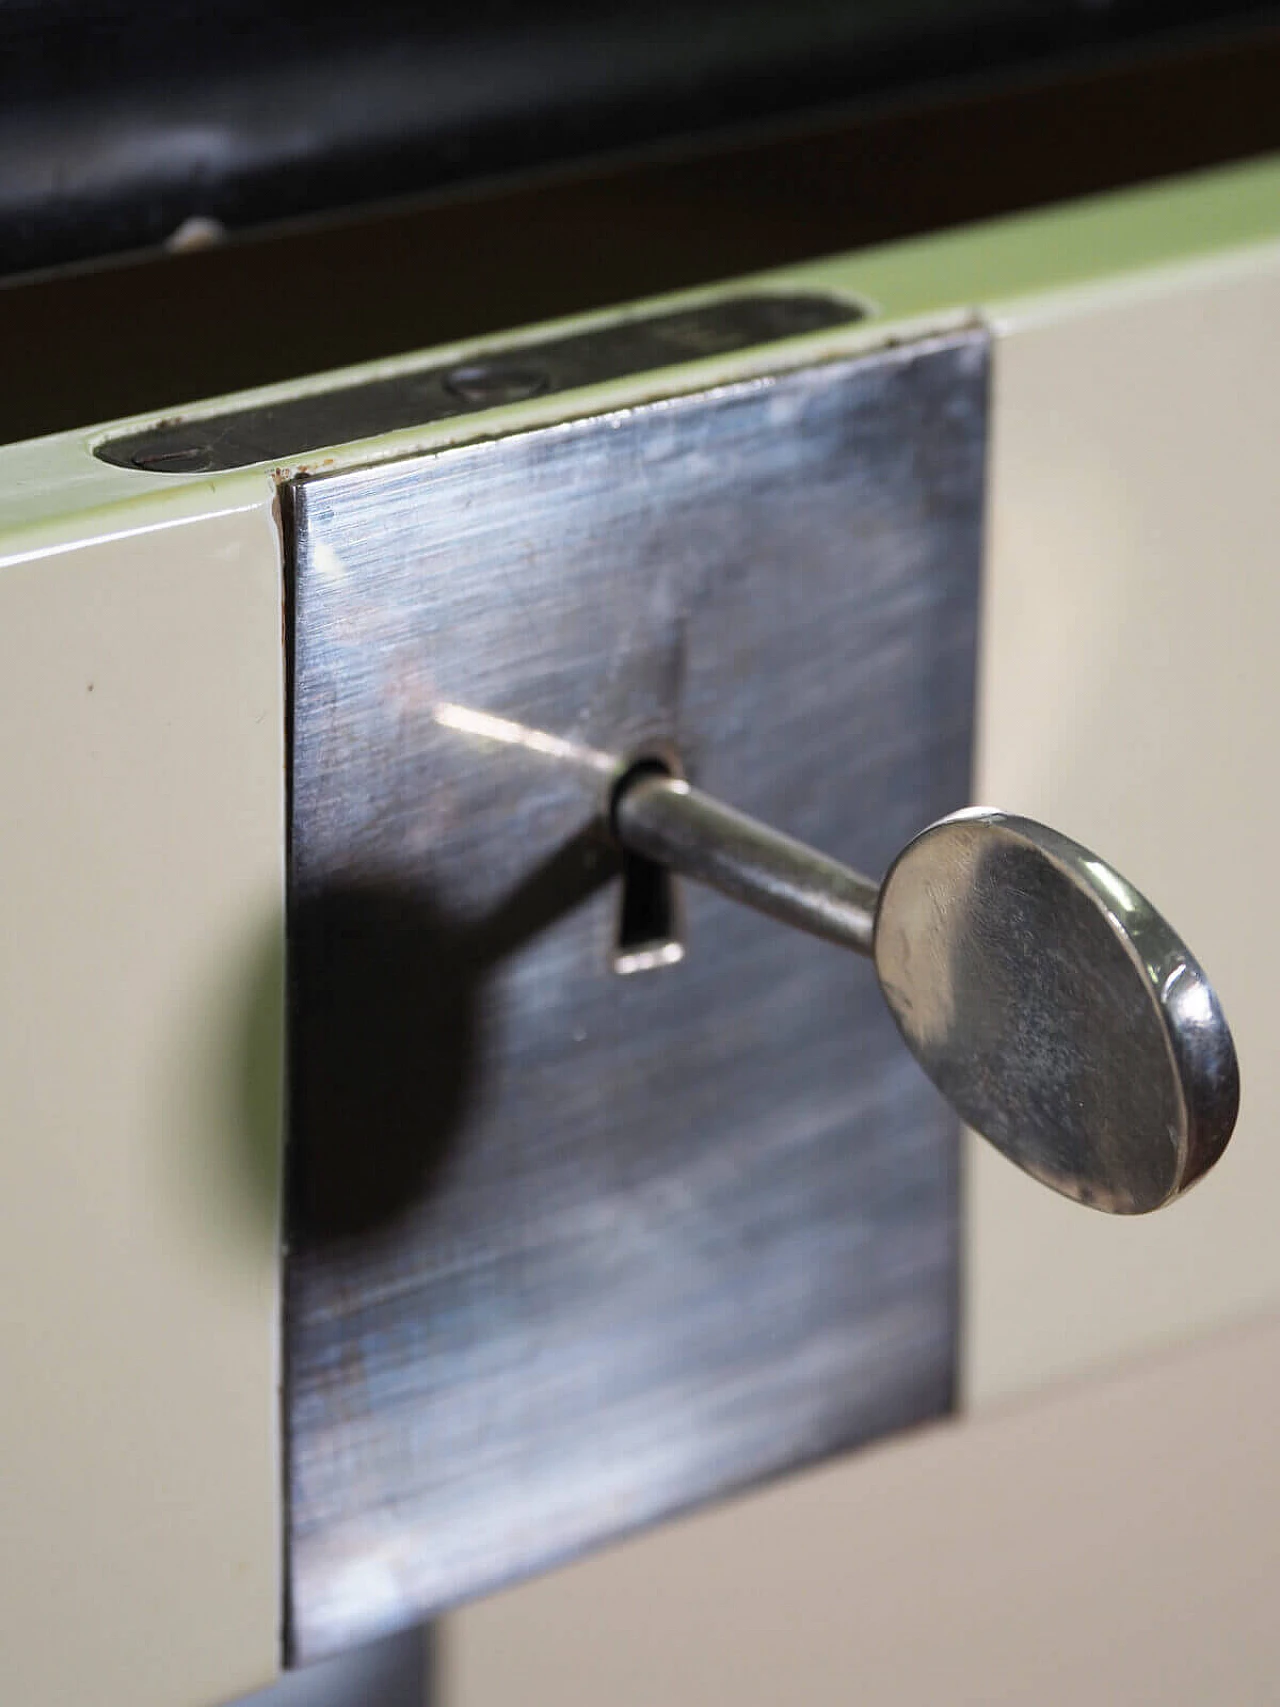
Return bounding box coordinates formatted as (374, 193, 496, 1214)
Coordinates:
(446, 1313, 1280, 1707)
(969, 246, 1280, 1406)
(0, 502, 285, 1706)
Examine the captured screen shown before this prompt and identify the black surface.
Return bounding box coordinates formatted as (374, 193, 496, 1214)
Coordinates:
(5, 21, 1280, 445)
(4, 22, 1280, 447)
(3, 0, 1279, 276)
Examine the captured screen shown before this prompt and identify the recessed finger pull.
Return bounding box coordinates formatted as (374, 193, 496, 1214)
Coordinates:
(613, 772, 1239, 1214)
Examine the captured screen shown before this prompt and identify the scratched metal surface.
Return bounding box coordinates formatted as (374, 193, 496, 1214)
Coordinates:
(286, 329, 988, 1661)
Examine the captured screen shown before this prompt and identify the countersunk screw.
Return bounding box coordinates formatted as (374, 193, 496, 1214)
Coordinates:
(442, 363, 550, 407)
(130, 444, 209, 473)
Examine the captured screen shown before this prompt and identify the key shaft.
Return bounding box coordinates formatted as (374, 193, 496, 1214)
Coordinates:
(614, 771, 879, 956)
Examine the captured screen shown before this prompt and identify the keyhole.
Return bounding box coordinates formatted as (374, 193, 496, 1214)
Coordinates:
(612, 757, 684, 975)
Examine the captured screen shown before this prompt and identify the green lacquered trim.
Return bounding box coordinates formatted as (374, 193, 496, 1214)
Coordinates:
(805, 152, 1280, 321)
(3, 153, 1279, 559)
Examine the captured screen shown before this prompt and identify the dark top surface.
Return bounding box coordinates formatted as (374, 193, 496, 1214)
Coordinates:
(4, 0, 1278, 275)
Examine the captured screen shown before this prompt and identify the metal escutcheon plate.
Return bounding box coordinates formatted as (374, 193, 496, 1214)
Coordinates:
(285, 329, 988, 1658)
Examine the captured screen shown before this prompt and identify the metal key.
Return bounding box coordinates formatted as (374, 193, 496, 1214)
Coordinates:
(614, 770, 1239, 1214)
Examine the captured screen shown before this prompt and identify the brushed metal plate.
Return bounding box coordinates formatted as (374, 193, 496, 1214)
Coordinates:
(286, 329, 988, 1660)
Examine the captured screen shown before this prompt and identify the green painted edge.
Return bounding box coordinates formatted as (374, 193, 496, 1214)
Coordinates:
(2, 152, 1279, 561)
(807, 150, 1280, 319)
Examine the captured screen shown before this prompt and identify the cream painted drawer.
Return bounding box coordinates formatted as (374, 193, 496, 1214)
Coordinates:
(2, 155, 1278, 1706)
